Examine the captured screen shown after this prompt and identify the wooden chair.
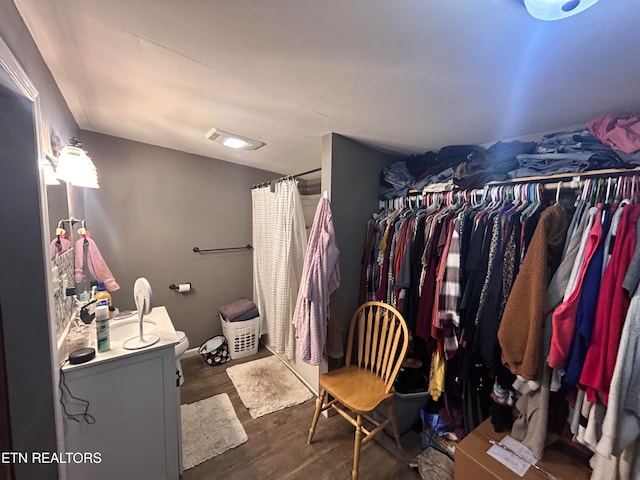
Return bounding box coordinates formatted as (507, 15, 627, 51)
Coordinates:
(307, 301, 409, 479)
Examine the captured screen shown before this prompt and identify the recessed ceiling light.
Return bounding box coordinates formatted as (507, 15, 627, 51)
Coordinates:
(524, 0, 599, 20)
(205, 128, 265, 151)
(223, 137, 251, 149)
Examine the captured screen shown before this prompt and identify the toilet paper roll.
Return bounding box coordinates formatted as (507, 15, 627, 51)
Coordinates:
(177, 283, 191, 293)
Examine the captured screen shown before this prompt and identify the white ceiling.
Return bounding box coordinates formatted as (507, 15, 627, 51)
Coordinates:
(14, 0, 640, 175)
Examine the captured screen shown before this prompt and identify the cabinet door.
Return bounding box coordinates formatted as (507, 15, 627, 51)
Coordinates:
(64, 348, 179, 480)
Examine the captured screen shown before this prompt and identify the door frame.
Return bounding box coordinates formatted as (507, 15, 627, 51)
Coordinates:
(0, 34, 66, 480)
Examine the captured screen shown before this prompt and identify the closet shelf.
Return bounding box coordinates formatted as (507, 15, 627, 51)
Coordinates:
(485, 166, 640, 186)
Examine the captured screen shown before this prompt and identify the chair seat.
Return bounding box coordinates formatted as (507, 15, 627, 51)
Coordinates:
(320, 366, 394, 413)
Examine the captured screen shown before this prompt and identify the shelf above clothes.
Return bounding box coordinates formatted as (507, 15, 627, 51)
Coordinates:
(486, 165, 640, 186)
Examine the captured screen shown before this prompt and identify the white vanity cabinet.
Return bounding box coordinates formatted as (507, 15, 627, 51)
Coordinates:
(62, 307, 181, 480)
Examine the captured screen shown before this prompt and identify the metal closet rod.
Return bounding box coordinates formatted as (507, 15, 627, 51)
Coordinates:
(193, 244, 253, 253)
(252, 167, 321, 189)
(399, 167, 640, 198)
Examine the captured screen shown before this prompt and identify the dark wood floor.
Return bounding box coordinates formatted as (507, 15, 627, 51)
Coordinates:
(179, 345, 423, 480)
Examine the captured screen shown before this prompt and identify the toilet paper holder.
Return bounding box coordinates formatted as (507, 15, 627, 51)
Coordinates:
(169, 282, 192, 293)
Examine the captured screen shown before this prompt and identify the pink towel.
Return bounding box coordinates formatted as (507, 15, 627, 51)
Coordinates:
(75, 236, 120, 292)
(50, 237, 72, 259)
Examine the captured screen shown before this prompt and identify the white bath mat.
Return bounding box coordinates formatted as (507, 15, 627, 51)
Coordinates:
(226, 355, 313, 419)
(181, 393, 247, 470)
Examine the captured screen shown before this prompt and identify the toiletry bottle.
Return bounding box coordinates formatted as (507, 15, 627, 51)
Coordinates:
(94, 283, 113, 320)
(95, 305, 110, 352)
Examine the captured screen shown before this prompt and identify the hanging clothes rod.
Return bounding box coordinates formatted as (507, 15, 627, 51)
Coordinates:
(382, 172, 640, 210)
(396, 167, 640, 199)
(251, 167, 321, 189)
(193, 244, 253, 253)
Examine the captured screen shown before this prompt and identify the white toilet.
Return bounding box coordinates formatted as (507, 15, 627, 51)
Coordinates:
(174, 331, 189, 386)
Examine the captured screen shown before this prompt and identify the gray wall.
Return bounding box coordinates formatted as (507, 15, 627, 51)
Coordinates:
(0, 86, 59, 480)
(0, 1, 78, 142)
(80, 131, 279, 348)
(322, 133, 398, 354)
(1, 1, 80, 478)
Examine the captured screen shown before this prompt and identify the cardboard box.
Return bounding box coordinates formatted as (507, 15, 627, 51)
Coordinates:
(454, 419, 592, 480)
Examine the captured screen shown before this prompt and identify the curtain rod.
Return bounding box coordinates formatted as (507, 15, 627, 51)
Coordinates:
(251, 167, 321, 189)
(289, 167, 321, 178)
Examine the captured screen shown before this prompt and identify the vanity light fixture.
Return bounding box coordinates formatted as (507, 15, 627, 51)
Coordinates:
(205, 128, 265, 151)
(524, 0, 599, 21)
(55, 140, 100, 189)
(41, 154, 60, 185)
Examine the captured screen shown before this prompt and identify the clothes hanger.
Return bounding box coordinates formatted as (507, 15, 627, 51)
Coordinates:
(614, 176, 622, 203)
(520, 184, 536, 218)
(594, 179, 602, 203)
(55, 220, 66, 242)
(584, 179, 590, 204)
(480, 185, 489, 205)
(516, 183, 532, 214)
(555, 181, 562, 206)
(54, 220, 67, 252)
(500, 184, 519, 223)
(605, 177, 612, 204)
(77, 220, 87, 236)
(579, 178, 587, 203)
(520, 183, 541, 218)
(588, 178, 596, 205)
(511, 184, 521, 207)
(530, 183, 544, 217)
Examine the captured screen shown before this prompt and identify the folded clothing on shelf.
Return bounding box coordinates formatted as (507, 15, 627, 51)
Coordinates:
(219, 297, 259, 322)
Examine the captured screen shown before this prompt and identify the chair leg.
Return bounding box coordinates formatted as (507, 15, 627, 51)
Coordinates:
(307, 388, 326, 445)
(387, 399, 402, 448)
(352, 414, 363, 480)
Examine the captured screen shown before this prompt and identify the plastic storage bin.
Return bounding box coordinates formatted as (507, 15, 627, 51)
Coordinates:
(373, 390, 430, 435)
(220, 314, 260, 360)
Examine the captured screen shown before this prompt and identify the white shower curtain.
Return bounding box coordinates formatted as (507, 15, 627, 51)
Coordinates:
(252, 179, 307, 359)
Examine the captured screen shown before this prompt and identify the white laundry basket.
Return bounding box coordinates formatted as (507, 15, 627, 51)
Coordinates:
(220, 314, 260, 360)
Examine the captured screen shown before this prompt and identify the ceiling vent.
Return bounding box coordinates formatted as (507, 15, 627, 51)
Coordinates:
(205, 128, 265, 151)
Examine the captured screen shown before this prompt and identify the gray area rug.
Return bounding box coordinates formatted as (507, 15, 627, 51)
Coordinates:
(226, 355, 313, 419)
(181, 393, 247, 470)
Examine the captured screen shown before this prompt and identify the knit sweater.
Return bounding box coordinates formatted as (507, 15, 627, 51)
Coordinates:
(498, 205, 569, 380)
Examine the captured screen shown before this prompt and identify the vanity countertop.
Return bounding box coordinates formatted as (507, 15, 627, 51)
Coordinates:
(62, 305, 178, 372)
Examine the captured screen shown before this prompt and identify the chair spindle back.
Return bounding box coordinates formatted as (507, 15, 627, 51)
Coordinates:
(345, 301, 409, 393)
